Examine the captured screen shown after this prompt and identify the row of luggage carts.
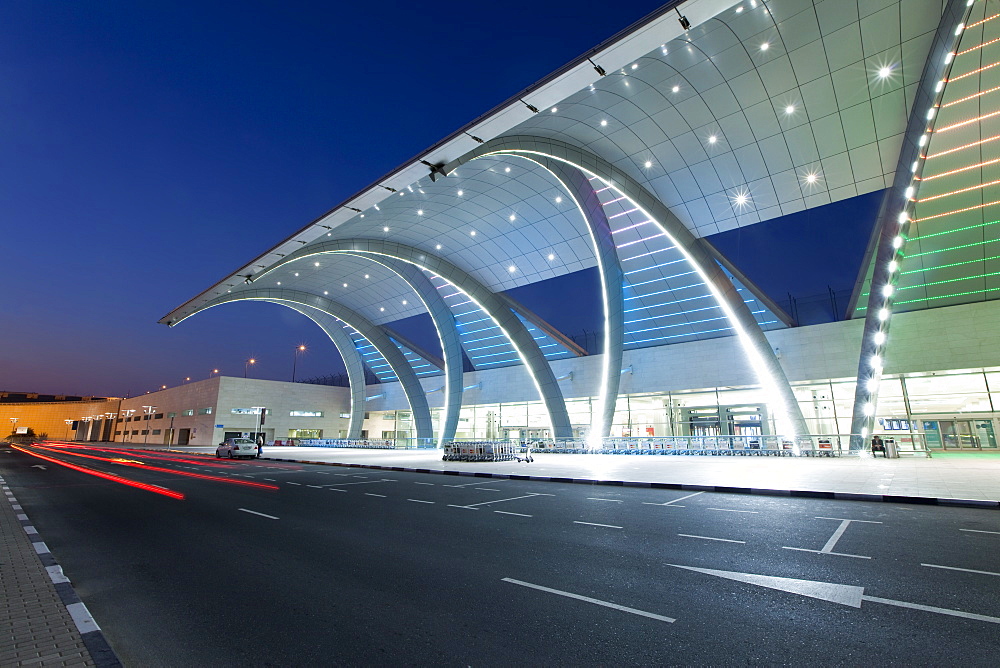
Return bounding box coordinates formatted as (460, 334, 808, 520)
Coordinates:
(301, 439, 396, 449)
(443, 441, 533, 462)
(533, 439, 841, 457)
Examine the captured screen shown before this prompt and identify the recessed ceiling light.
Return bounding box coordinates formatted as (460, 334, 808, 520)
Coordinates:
(294, 272, 299, 277)
(878, 65, 892, 79)
(555, 196, 562, 203)
(435, 244, 442, 250)
(551, 107, 558, 113)
(380, 307, 385, 312)
(548, 253, 555, 261)
(671, 85, 680, 93)
(631, 63, 638, 70)
(734, 193, 748, 206)
(508, 265, 516, 272)
(736, 5, 743, 12)
(343, 283, 348, 288)
(509, 214, 516, 221)
(708, 135, 718, 144)
(383, 226, 389, 232)
(277, 281, 281, 285)
(417, 209, 424, 215)
(314, 262, 320, 267)
(505, 167, 511, 173)
(457, 190, 463, 196)
(600, 119, 608, 127)
(785, 104, 795, 114)
(470, 230, 476, 236)
(364, 274, 370, 279)
(805, 173, 818, 184)
(644, 160, 653, 168)
(402, 300, 408, 305)
(760, 42, 769, 51)
(323, 291, 328, 295)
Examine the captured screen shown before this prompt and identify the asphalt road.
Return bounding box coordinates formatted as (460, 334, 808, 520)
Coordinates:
(2, 442, 1000, 666)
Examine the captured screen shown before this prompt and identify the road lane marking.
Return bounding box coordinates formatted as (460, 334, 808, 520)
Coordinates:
(443, 480, 511, 488)
(862, 595, 1000, 624)
(707, 508, 758, 514)
(495, 511, 532, 517)
(587, 498, 622, 502)
(263, 479, 275, 481)
(287, 482, 302, 486)
(407, 499, 434, 504)
(782, 546, 870, 560)
(921, 563, 1000, 577)
(414, 482, 434, 486)
(239, 508, 279, 520)
(450, 493, 553, 509)
(315, 472, 330, 474)
(961, 529, 1000, 535)
(476, 488, 501, 491)
(574, 521, 622, 529)
(328, 488, 347, 492)
(502, 578, 674, 623)
(325, 479, 397, 487)
(365, 493, 386, 497)
(644, 491, 704, 506)
(783, 517, 881, 559)
(678, 533, 745, 544)
(307, 485, 324, 488)
(448, 504, 479, 510)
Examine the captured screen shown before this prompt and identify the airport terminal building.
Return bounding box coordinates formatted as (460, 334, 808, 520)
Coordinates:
(160, 0, 1000, 452)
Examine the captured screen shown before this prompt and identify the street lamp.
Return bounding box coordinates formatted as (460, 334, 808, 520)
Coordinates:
(9, 417, 19, 436)
(245, 358, 256, 378)
(121, 409, 136, 443)
(209, 369, 220, 379)
(64, 419, 74, 440)
(292, 344, 307, 382)
(183, 377, 191, 384)
(142, 406, 156, 445)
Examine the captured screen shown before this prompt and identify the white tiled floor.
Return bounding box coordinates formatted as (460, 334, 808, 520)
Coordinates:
(175, 446, 1000, 502)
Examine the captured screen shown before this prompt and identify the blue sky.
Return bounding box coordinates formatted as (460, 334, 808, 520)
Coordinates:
(1, 0, 671, 396)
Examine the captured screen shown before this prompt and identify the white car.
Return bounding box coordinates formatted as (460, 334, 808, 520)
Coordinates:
(217, 438, 259, 459)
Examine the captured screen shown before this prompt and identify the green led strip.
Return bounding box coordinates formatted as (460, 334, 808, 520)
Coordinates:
(901, 253, 1000, 275)
(896, 269, 1000, 291)
(893, 285, 1000, 305)
(911, 218, 1000, 241)
(904, 236, 1000, 258)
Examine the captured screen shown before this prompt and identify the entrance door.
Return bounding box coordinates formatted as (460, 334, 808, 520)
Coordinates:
(938, 420, 980, 449)
(177, 429, 190, 446)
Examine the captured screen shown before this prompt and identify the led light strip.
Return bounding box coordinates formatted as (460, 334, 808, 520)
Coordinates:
(893, 285, 1000, 305)
(896, 269, 1000, 291)
(924, 133, 1000, 159)
(911, 197, 1000, 223)
(916, 177, 1000, 202)
(901, 252, 1000, 275)
(941, 82, 1000, 106)
(918, 156, 1000, 181)
(947, 59, 1000, 82)
(966, 10, 999, 29)
(955, 35, 1000, 57)
(933, 108, 1000, 132)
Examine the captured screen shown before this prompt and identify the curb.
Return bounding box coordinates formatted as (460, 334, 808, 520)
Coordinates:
(0, 475, 123, 668)
(246, 456, 1000, 510)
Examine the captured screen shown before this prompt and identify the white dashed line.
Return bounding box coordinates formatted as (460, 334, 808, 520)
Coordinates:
(328, 488, 347, 492)
(707, 508, 759, 514)
(961, 529, 1000, 535)
(678, 533, 745, 544)
(495, 511, 532, 517)
(407, 499, 435, 504)
(476, 488, 501, 491)
(644, 491, 704, 506)
(239, 508, 279, 520)
(307, 485, 324, 488)
(414, 482, 434, 486)
(921, 563, 1000, 577)
(587, 498, 622, 503)
(502, 578, 674, 623)
(287, 482, 302, 486)
(365, 493, 386, 497)
(574, 521, 622, 529)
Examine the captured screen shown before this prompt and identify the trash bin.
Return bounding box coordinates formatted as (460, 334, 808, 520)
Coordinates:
(885, 438, 899, 458)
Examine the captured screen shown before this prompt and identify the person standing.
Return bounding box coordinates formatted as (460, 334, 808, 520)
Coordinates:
(256, 434, 263, 458)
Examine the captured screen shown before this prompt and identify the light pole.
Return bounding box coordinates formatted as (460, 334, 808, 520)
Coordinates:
(245, 358, 256, 378)
(80, 416, 90, 442)
(209, 369, 220, 379)
(183, 377, 191, 384)
(121, 409, 136, 442)
(64, 419, 74, 440)
(142, 406, 156, 445)
(292, 345, 306, 382)
(9, 417, 18, 436)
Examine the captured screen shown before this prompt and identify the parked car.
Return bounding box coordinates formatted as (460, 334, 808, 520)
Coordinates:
(217, 438, 259, 459)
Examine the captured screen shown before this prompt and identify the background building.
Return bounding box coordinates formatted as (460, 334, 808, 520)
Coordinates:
(156, 0, 999, 452)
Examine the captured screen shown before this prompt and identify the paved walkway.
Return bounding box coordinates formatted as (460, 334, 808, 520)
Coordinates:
(170, 445, 1000, 507)
(0, 471, 110, 667)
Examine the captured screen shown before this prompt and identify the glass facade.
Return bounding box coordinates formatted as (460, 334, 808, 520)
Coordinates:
(362, 367, 1000, 449)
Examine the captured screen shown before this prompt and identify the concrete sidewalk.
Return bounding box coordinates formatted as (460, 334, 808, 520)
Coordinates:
(169, 445, 1000, 508)
(0, 470, 117, 667)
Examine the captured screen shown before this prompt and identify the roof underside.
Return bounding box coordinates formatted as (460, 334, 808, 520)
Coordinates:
(164, 0, 947, 357)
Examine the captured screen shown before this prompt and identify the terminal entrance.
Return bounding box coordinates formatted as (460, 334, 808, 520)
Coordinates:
(680, 405, 769, 437)
(921, 419, 997, 449)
